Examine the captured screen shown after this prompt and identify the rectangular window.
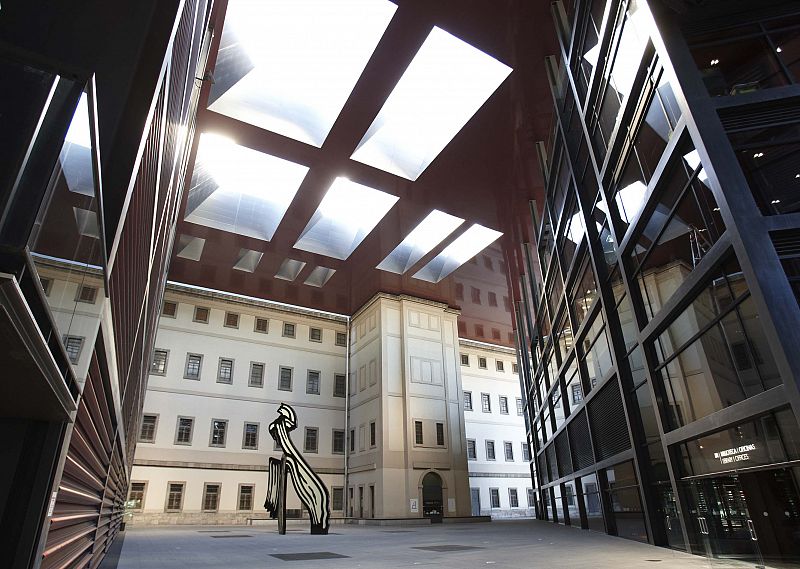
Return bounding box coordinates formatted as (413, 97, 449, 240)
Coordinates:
(349, 428, 355, 452)
(504, 441, 514, 461)
(243, 422, 259, 450)
(512, 363, 519, 373)
(238, 485, 254, 511)
(471, 287, 482, 304)
(571, 383, 583, 405)
(202, 483, 220, 511)
(478, 357, 487, 369)
(193, 306, 209, 323)
(369, 421, 376, 448)
(336, 331, 347, 347)
(304, 427, 318, 453)
(309, 327, 322, 342)
(278, 366, 293, 391)
(185, 354, 202, 380)
(151, 349, 168, 375)
(499, 396, 509, 414)
(175, 417, 193, 445)
(333, 429, 345, 454)
(488, 291, 498, 307)
(481, 393, 491, 413)
(162, 300, 177, 317)
(306, 370, 321, 395)
(516, 398, 524, 416)
(210, 419, 227, 447)
(509, 488, 519, 508)
(486, 440, 496, 460)
(414, 421, 423, 445)
(527, 488, 535, 507)
(254, 317, 269, 333)
(139, 415, 157, 443)
(64, 336, 84, 364)
(460, 353, 469, 366)
(249, 362, 265, 387)
(282, 322, 296, 338)
(436, 422, 445, 446)
(166, 483, 184, 512)
(464, 391, 473, 411)
(333, 374, 346, 397)
(76, 285, 97, 304)
(496, 360, 505, 372)
(522, 442, 531, 461)
(332, 487, 344, 511)
(217, 358, 234, 384)
(467, 439, 477, 460)
(490, 488, 500, 508)
(224, 312, 239, 328)
(129, 482, 146, 510)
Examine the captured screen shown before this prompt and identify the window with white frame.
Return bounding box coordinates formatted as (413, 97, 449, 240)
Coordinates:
(185, 354, 202, 379)
(76, 285, 97, 304)
(467, 439, 477, 460)
(166, 483, 184, 512)
(162, 300, 177, 317)
(478, 356, 487, 369)
(486, 440, 496, 460)
(243, 422, 259, 449)
(509, 488, 519, 508)
(254, 317, 269, 333)
(499, 396, 509, 414)
(460, 353, 469, 366)
(128, 482, 146, 510)
(306, 370, 321, 395)
(436, 422, 445, 446)
(150, 349, 168, 375)
(238, 485, 254, 510)
(139, 415, 157, 442)
(282, 322, 296, 338)
(490, 488, 500, 508)
(504, 441, 514, 461)
(527, 488, 535, 507)
(202, 483, 220, 511)
(309, 327, 322, 342)
(333, 374, 346, 397)
(464, 391, 473, 411)
(175, 417, 193, 445)
(332, 429, 345, 454)
(64, 336, 84, 364)
(522, 442, 531, 461)
(516, 398, 524, 415)
(278, 366, 293, 391)
(193, 306, 209, 323)
(512, 362, 519, 374)
(249, 362, 265, 387)
(481, 393, 491, 413)
(224, 311, 240, 328)
(414, 421, 423, 445)
(370, 421, 376, 447)
(217, 358, 234, 384)
(210, 419, 227, 447)
(496, 360, 505, 372)
(332, 487, 344, 510)
(335, 331, 347, 347)
(304, 427, 318, 453)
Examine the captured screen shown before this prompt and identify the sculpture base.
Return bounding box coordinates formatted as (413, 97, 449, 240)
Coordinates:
(310, 524, 328, 535)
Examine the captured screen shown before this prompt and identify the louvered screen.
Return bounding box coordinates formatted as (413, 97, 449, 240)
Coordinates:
(718, 97, 800, 132)
(771, 229, 800, 259)
(555, 430, 573, 477)
(538, 453, 550, 484)
(546, 443, 559, 482)
(569, 409, 594, 470)
(588, 381, 631, 460)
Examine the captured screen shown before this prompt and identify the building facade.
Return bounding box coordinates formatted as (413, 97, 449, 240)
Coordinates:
(516, 0, 800, 565)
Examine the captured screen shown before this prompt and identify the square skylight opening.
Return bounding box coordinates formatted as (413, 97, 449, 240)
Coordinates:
(377, 210, 464, 274)
(176, 235, 206, 261)
(73, 207, 99, 239)
(350, 26, 512, 180)
(293, 177, 398, 260)
(61, 92, 94, 197)
(275, 258, 307, 282)
(233, 248, 263, 273)
(413, 224, 502, 283)
(304, 266, 336, 288)
(208, 0, 397, 147)
(184, 133, 309, 241)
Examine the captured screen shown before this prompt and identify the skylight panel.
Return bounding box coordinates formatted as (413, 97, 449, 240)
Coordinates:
(413, 224, 502, 283)
(304, 266, 336, 287)
(208, 0, 397, 147)
(275, 258, 307, 282)
(351, 26, 512, 180)
(61, 92, 94, 197)
(293, 177, 398, 260)
(233, 248, 263, 273)
(184, 133, 309, 241)
(176, 235, 206, 261)
(377, 210, 464, 274)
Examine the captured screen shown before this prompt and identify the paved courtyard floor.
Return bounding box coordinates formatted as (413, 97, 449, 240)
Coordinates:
(112, 520, 778, 569)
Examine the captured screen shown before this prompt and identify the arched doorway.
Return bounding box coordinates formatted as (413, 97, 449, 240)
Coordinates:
(422, 472, 444, 523)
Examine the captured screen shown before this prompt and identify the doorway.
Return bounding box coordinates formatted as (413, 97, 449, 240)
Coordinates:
(470, 488, 481, 516)
(422, 472, 443, 523)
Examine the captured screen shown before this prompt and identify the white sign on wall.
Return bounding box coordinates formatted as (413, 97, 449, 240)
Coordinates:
(410, 498, 419, 513)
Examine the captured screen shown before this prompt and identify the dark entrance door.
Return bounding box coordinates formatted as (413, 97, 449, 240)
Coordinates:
(422, 472, 443, 523)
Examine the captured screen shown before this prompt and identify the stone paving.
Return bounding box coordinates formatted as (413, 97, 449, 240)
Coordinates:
(112, 519, 776, 569)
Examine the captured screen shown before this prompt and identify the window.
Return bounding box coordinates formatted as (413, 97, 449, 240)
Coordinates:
(282, 322, 296, 338)
(481, 393, 491, 413)
(460, 353, 469, 366)
(571, 383, 583, 405)
(504, 441, 514, 461)
(332, 487, 344, 511)
(522, 442, 531, 461)
(150, 349, 168, 375)
(139, 415, 157, 443)
(210, 419, 227, 447)
(306, 370, 321, 395)
(40, 277, 53, 296)
(496, 360, 505, 372)
(254, 317, 269, 333)
(527, 488, 535, 507)
(185, 354, 202, 379)
(224, 311, 239, 328)
(333, 374, 346, 397)
(332, 429, 345, 454)
(499, 396, 509, 414)
(349, 428, 355, 452)
(471, 286, 482, 304)
(436, 422, 445, 446)
(488, 291, 498, 306)
(369, 421, 376, 448)
(166, 483, 184, 512)
(414, 421, 423, 445)
(249, 362, 265, 387)
(486, 440, 496, 460)
(76, 285, 97, 304)
(478, 357, 487, 369)
(475, 324, 485, 337)
(64, 336, 84, 364)
(238, 485, 254, 510)
(202, 483, 220, 511)
(509, 488, 519, 508)
(309, 327, 322, 342)
(512, 363, 519, 374)
(217, 358, 234, 384)
(336, 331, 347, 346)
(278, 366, 293, 391)
(455, 282, 464, 300)
(467, 439, 477, 460)
(516, 398, 524, 416)
(175, 417, 193, 445)
(490, 488, 500, 508)
(304, 427, 318, 453)
(128, 482, 146, 510)
(162, 300, 177, 317)
(242, 422, 259, 449)
(193, 306, 209, 323)
(483, 255, 494, 270)
(463, 391, 473, 411)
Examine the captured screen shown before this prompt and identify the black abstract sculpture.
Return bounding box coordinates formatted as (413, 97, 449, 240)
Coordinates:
(264, 403, 331, 534)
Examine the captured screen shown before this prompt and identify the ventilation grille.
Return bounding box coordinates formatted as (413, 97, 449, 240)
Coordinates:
(588, 381, 632, 460)
(771, 229, 800, 259)
(555, 431, 573, 477)
(718, 97, 800, 132)
(682, 4, 800, 38)
(546, 443, 559, 482)
(568, 409, 594, 470)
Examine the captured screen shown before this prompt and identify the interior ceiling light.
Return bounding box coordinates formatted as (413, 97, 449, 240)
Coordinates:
(304, 266, 336, 287)
(377, 210, 464, 274)
(184, 133, 309, 241)
(294, 177, 398, 260)
(275, 258, 307, 282)
(412, 224, 502, 283)
(207, 0, 397, 147)
(351, 26, 512, 180)
(233, 248, 263, 273)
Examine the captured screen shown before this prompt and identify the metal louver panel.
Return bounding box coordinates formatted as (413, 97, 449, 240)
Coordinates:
(718, 97, 800, 132)
(588, 380, 631, 461)
(539, 453, 550, 484)
(771, 229, 800, 258)
(546, 443, 559, 482)
(568, 409, 594, 470)
(555, 430, 573, 477)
